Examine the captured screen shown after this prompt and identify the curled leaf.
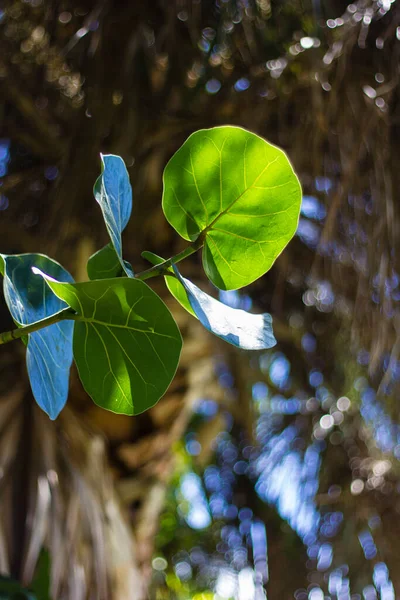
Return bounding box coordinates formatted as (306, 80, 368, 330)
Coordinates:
(91, 154, 133, 278)
(172, 265, 276, 350)
(141, 250, 195, 317)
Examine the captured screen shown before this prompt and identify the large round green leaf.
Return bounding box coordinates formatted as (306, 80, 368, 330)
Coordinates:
(35, 273, 182, 415)
(162, 126, 302, 290)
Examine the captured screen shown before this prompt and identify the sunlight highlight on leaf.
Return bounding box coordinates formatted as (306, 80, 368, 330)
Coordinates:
(162, 126, 302, 290)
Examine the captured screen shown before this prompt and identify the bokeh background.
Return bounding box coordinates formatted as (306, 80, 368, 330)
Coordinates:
(1, 1, 400, 599)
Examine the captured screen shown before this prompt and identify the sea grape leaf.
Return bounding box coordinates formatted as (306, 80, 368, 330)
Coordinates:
(1, 254, 74, 419)
(172, 265, 276, 350)
(93, 153, 133, 277)
(141, 251, 196, 317)
(87, 244, 121, 280)
(162, 126, 302, 290)
(87, 243, 133, 280)
(35, 272, 182, 415)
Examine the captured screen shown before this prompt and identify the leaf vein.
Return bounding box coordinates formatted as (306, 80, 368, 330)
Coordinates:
(91, 323, 132, 408)
(190, 149, 209, 224)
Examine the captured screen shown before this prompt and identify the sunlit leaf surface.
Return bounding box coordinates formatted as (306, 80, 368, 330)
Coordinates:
(172, 265, 276, 349)
(36, 273, 182, 415)
(141, 250, 196, 317)
(0, 254, 74, 419)
(162, 126, 301, 290)
(91, 154, 133, 277)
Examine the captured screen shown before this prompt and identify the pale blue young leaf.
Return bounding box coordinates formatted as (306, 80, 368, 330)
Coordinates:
(172, 265, 276, 350)
(93, 154, 133, 277)
(0, 254, 74, 419)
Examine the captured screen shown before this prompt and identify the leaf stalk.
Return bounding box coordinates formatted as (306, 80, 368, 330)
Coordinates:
(134, 238, 204, 281)
(0, 239, 204, 344)
(0, 308, 77, 345)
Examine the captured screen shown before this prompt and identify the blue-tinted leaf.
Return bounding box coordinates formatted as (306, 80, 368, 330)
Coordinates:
(94, 154, 133, 277)
(1, 255, 28, 345)
(172, 265, 276, 350)
(0, 254, 74, 419)
(87, 243, 133, 280)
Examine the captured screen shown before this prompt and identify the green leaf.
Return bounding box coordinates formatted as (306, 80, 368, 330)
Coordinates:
(162, 126, 302, 290)
(87, 243, 133, 280)
(30, 550, 51, 600)
(0, 575, 37, 599)
(93, 154, 133, 277)
(1, 254, 74, 419)
(141, 251, 196, 317)
(172, 265, 276, 349)
(35, 272, 182, 416)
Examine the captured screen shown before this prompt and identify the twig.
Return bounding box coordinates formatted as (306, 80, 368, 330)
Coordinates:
(0, 238, 204, 344)
(0, 308, 77, 345)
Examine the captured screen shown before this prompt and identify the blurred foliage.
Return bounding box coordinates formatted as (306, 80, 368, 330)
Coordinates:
(0, 575, 37, 599)
(1, 0, 400, 599)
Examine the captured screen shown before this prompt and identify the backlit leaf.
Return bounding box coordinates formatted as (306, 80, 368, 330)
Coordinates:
(1, 254, 74, 419)
(172, 265, 276, 349)
(36, 273, 182, 415)
(162, 126, 301, 290)
(93, 154, 133, 277)
(141, 250, 196, 317)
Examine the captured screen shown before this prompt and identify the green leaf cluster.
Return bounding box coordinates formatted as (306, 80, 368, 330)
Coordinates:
(0, 127, 301, 418)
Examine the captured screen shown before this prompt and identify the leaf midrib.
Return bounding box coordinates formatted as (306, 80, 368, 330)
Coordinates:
(76, 315, 174, 339)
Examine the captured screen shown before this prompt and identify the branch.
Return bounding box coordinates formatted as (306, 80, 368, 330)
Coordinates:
(0, 239, 204, 345)
(0, 308, 77, 345)
(134, 237, 204, 281)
